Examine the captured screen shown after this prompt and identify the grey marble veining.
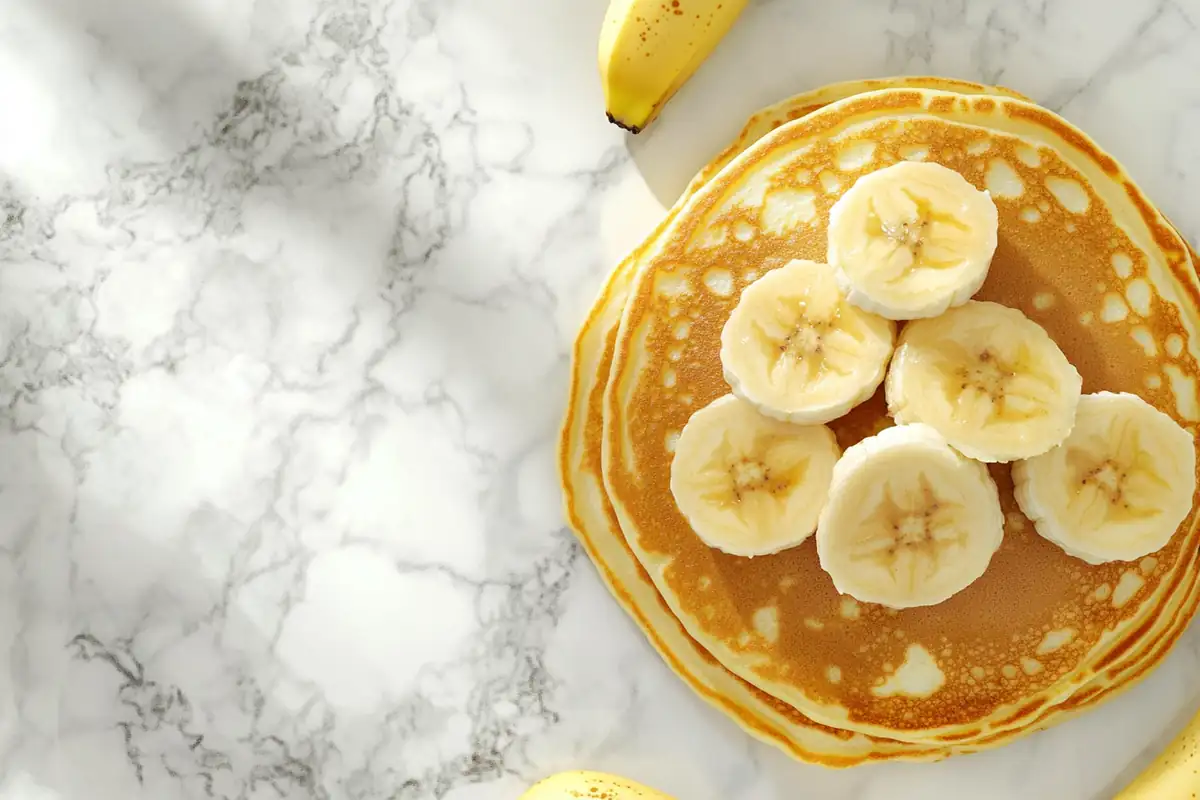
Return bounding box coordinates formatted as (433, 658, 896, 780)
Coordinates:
(3, 0, 1200, 798)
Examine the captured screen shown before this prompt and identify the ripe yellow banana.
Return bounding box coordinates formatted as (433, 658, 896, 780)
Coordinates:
(598, 0, 749, 133)
(1115, 704, 1200, 798)
(519, 770, 674, 800)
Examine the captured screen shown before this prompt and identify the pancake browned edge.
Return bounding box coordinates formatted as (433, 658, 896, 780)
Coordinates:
(561, 80, 1200, 765)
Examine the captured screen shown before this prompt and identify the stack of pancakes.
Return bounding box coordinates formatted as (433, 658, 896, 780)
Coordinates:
(559, 78, 1200, 765)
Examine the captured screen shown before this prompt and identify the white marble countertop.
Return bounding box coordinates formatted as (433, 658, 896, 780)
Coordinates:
(3, 0, 1200, 797)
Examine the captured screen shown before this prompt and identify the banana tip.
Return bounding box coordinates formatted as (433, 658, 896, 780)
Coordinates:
(606, 111, 642, 134)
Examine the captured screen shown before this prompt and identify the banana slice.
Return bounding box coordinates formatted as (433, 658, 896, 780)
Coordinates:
(816, 423, 1005, 609)
(885, 300, 1082, 463)
(670, 394, 840, 557)
(827, 161, 998, 320)
(1012, 392, 1197, 565)
(720, 259, 896, 425)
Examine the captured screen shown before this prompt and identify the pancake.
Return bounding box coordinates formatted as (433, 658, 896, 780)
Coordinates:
(602, 88, 1200, 743)
(562, 80, 1200, 765)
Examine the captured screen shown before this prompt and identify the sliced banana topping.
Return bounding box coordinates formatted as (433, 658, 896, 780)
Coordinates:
(827, 161, 998, 320)
(885, 300, 1082, 463)
(670, 394, 841, 557)
(816, 423, 1005, 609)
(1013, 392, 1197, 565)
(720, 259, 896, 425)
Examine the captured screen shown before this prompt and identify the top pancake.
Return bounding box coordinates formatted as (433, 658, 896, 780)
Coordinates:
(601, 88, 1200, 743)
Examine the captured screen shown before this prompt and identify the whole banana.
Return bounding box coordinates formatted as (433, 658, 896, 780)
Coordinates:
(598, 0, 749, 133)
(519, 770, 675, 800)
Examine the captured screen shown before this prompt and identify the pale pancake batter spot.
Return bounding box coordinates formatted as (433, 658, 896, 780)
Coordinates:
(702, 268, 734, 297)
(1015, 144, 1041, 167)
(663, 368, 677, 388)
(778, 575, 796, 591)
(1112, 252, 1134, 279)
(679, 393, 694, 406)
(1038, 199, 1051, 212)
(1112, 571, 1145, 608)
(1006, 511, 1027, 531)
(819, 170, 842, 194)
(733, 220, 756, 242)
(655, 273, 690, 298)
(673, 320, 691, 339)
(698, 576, 712, 590)
(1001, 664, 1018, 679)
(1131, 327, 1157, 357)
(1046, 176, 1090, 214)
(1080, 311, 1094, 326)
(1163, 364, 1200, 421)
(970, 666, 985, 680)
(665, 430, 679, 453)
(1032, 292, 1055, 311)
(1065, 222, 1077, 234)
(898, 144, 929, 161)
(1037, 628, 1075, 655)
(1125, 278, 1152, 317)
(1020, 207, 1041, 223)
(761, 188, 818, 235)
(840, 596, 861, 620)
(753, 606, 780, 644)
(826, 665, 843, 684)
(1146, 374, 1163, 390)
(1093, 583, 1112, 602)
(967, 138, 992, 156)
(804, 617, 825, 631)
(668, 347, 683, 362)
(871, 644, 945, 698)
(837, 141, 877, 172)
(985, 159, 1023, 198)
(692, 225, 727, 250)
(1167, 333, 1184, 358)
(1021, 657, 1044, 676)
(1140, 556, 1159, 576)
(726, 169, 771, 209)
(1101, 294, 1129, 323)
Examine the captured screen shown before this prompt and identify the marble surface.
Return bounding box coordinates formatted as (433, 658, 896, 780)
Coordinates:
(3, 0, 1200, 797)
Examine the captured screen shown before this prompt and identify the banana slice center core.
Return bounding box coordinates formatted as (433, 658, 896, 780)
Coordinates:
(783, 322, 826, 359)
(959, 348, 1014, 398)
(855, 476, 964, 567)
(933, 340, 1057, 425)
(896, 514, 935, 547)
(1067, 442, 1163, 525)
(868, 191, 970, 278)
(881, 217, 926, 251)
(708, 439, 810, 510)
(731, 458, 771, 496)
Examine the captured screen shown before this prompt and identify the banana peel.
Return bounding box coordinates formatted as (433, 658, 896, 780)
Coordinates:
(1114, 702, 1200, 798)
(519, 770, 674, 799)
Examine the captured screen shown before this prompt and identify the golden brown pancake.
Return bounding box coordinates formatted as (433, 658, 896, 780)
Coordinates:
(561, 80, 1200, 765)
(601, 88, 1200, 743)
